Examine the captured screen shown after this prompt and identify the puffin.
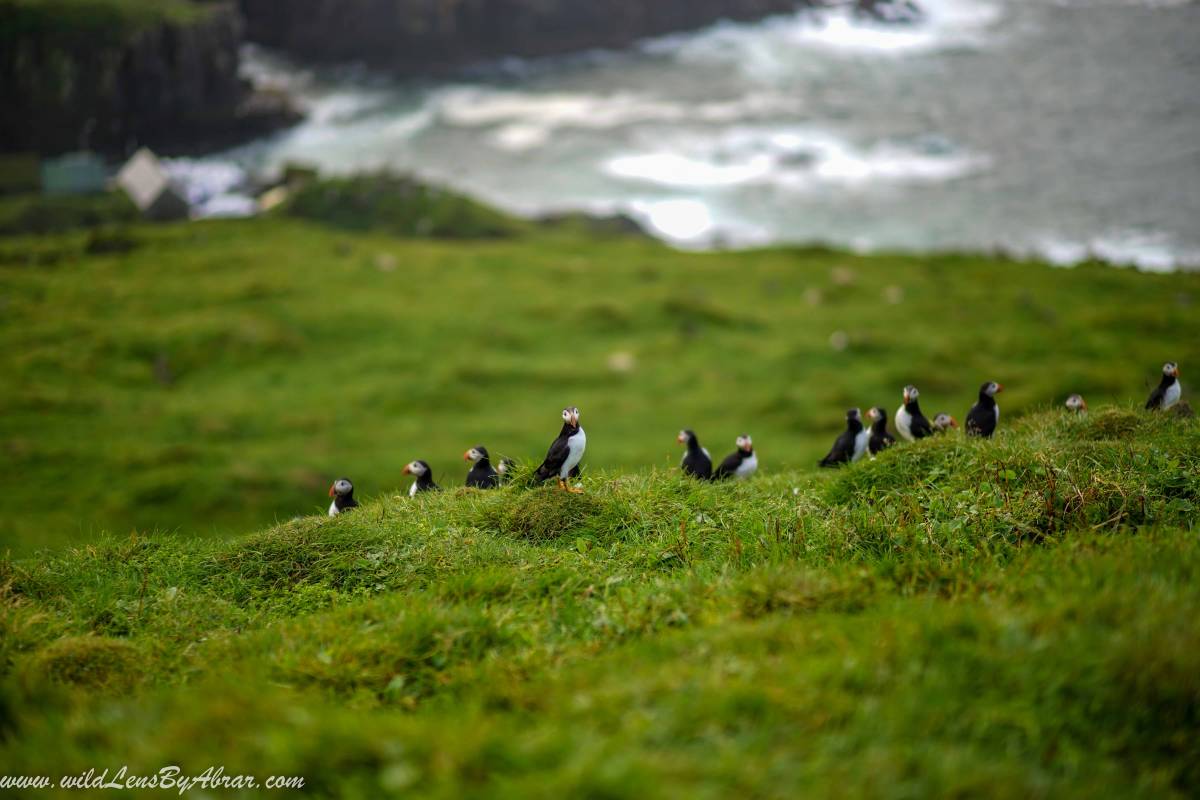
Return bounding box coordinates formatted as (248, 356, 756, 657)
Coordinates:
(1065, 394, 1087, 414)
(1145, 362, 1181, 411)
(496, 457, 517, 482)
(677, 429, 713, 480)
(819, 409, 868, 468)
(402, 460, 439, 495)
(932, 413, 958, 433)
(327, 477, 358, 517)
(714, 434, 758, 480)
(965, 381, 1004, 438)
(895, 384, 933, 442)
(463, 445, 500, 489)
(534, 406, 586, 491)
(866, 406, 895, 455)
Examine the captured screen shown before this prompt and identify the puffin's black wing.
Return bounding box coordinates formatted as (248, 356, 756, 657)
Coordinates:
(909, 412, 933, 439)
(1146, 380, 1168, 410)
(535, 434, 571, 482)
(682, 449, 713, 479)
(466, 463, 499, 489)
(965, 403, 996, 438)
(819, 430, 855, 468)
(713, 452, 742, 480)
(869, 430, 895, 455)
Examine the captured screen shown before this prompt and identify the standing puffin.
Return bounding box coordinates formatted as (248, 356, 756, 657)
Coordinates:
(534, 406, 586, 491)
(932, 413, 958, 433)
(714, 434, 758, 480)
(677, 429, 713, 480)
(463, 445, 500, 489)
(1145, 362, 1181, 411)
(327, 478, 358, 517)
(895, 385, 933, 442)
(819, 409, 868, 468)
(965, 381, 1004, 438)
(866, 406, 895, 455)
(496, 457, 517, 483)
(1065, 394, 1088, 414)
(402, 460, 439, 495)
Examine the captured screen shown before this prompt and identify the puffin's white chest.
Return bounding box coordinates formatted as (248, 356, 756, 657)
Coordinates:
(994, 404, 1001, 424)
(895, 406, 914, 442)
(734, 452, 758, 479)
(409, 481, 419, 497)
(1164, 381, 1182, 410)
(852, 429, 870, 462)
(328, 500, 340, 517)
(561, 428, 587, 477)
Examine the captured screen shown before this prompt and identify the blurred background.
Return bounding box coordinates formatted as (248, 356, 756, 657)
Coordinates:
(1, 0, 1198, 554)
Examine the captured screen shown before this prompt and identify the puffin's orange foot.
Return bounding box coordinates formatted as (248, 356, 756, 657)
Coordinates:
(557, 478, 568, 491)
(566, 484, 584, 494)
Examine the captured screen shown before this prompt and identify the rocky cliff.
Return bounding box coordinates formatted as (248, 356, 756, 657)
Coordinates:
(237, 0, 808, 71)
(0, 1, 295, 157)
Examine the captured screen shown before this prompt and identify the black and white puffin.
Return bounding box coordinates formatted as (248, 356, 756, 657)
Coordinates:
(402, 460, 439, 495)
(534, 406, 586, 491)
(714, 434, 758, 480)
(676, 429, 713, 480)
(496, 457, 517, 482)
(1065, 394, 1087, 414)
(932, 413, 958, 433)
(895, 384, 933, 442)
(1145, 362, 1181, 411)
(819, 409, 868, 468)
(965, 381, 1004, 438)
(327, 477, 358, 517)
(866, 406, 895, 455)
(463, 445, 500, 489)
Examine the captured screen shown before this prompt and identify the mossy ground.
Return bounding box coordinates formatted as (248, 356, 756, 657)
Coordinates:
(1, 410, 1198, 796)
(1, 208, 1197, 554)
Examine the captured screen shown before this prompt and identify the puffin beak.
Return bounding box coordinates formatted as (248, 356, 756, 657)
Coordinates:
(328, 484, 336, 498)
(463, 450, 472, 461)
(1174, 367, 1181, 377)
(950, 417, 959, 428)
(401, 465, 412, 475)
(676, 433, 686, 443)
(995, 384, 1005, 393)
(1081, 400, 1088, 410)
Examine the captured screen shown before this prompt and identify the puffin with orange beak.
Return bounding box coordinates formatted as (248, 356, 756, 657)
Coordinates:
(819, 410, 868, 468)
(327, 478, 358, 517)
(714, 434, 758, 480)
(932, 413, 959, 433)
(895, 384, 933, 442)
(463, 445, 500, 489)
(402, 460, 439, 496)
(966, 381, 1004, 438)
(1065, 394, 1088, 414)
(534, 406, 586, 491)
(1145, 362, 1181, 411)
(677, 429, 713, 480)
(866, 407, 895, 455)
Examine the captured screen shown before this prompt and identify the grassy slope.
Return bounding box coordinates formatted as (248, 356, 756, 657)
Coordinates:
(1, 409, 1198, 796)
(1, 215, 1198, 553)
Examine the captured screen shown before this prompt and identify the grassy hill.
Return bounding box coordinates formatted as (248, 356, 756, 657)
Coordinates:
(1, 409, 1197, 795)
(1, 205, 1198, 554)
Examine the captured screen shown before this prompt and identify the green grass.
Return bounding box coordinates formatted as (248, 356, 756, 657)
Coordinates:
(1, 212, 1198, 554)
(1, 409, 1197, 796)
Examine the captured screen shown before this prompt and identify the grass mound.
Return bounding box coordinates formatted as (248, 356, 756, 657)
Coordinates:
(475, 486, 615, 541)
(28, 635, 140, 691)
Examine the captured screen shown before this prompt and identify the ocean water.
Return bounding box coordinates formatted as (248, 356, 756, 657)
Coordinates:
(183, 0, 1200, 270)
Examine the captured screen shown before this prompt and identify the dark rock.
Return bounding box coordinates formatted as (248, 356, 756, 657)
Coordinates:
(236, 0, 814, 71)
(0, 3, 300, 158)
